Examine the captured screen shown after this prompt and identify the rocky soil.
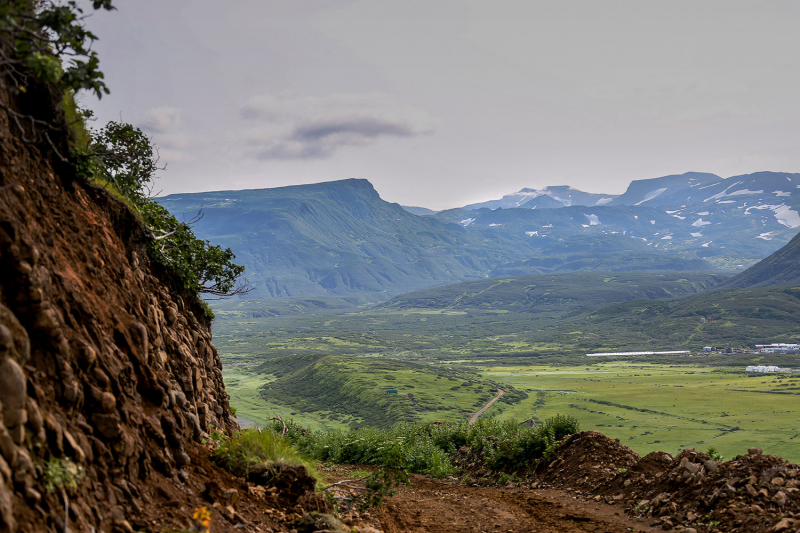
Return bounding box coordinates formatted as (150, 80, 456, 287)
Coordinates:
(531, 431, 800, 533)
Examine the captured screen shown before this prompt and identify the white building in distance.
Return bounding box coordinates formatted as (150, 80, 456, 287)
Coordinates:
(746, 365, 795, 373)
(756, 343, 799, 354)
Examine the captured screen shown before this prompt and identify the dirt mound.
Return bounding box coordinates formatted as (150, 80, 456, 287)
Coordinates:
(535, 433, 800, 533)
(535, 431, 641, 492)
(629, 449, 799, 532)
(247, 463, 319, 506)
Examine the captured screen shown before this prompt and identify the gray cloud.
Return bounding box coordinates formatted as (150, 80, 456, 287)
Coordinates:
(240, 93, 434, 160)
(137, 106, 190, 162)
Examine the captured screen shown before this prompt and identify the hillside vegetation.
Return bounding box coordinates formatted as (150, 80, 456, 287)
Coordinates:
(254, 354, 528, 428)
(721, 230, 800, 289)
(211, 271, 730, 361)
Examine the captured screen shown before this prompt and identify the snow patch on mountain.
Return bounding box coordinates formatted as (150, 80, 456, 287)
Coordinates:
(635, 187, 668, 205)
(584, 214, 600, 226)
(692, 218, 712, 227)
(691, 232, 703, 237)
(703, 182, 741, 202)
(728, 188, 763, 197)
(774, 191, 791, 197)
(459, 218, 475, 226)
(595, 198, 613, 206)
(744, 204, 800, 228)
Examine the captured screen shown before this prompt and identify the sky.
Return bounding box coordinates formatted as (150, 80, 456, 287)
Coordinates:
(81, 0, 800, 210)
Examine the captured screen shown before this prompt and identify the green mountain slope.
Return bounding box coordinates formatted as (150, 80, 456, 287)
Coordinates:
(721, 231, 800, 289)
(160, 179, 715, 299)
(383, 272, 729, 313)
(570, 285, 800, 352)
(159, 179, 523, 298)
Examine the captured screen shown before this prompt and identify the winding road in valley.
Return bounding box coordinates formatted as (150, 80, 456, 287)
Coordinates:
(469, 389, 504, 424)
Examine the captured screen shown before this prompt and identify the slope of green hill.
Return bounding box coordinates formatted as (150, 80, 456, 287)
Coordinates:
(721, 231, 800, 289)
(568, 285, 800, 352)
(383, 272, 729, 313)
(254, 354, 527, 428)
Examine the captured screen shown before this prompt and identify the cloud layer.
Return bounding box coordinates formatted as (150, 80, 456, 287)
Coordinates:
(138, 107, 190, 162)
(240, 93, 434, 159)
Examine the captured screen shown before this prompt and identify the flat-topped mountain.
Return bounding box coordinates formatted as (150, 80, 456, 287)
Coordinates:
(159, 179, 736, 299)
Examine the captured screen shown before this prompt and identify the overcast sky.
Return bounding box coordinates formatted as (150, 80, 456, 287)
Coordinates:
(82, 1, 800, 210)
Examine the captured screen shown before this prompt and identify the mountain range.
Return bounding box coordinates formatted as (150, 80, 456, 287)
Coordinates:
(158, 171, 800, 299)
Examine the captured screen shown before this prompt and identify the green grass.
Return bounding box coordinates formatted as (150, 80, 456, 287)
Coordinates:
(246, 354, 527, 429)
(212, 428, 318, 480)
(480, 361, 800, 462)
(223, 358, 800, 464)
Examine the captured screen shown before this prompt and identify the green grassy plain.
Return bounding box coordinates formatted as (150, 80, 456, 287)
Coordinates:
(222, 357, 800, 463)
(482, 361, 800, 462)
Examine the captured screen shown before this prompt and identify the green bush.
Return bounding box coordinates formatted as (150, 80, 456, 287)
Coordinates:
(213, 428, 316, 479)
(281, 415, 579, 478)
(84, 121, 248, 298)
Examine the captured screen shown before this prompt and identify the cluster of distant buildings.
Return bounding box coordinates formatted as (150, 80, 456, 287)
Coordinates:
(586, 343, 798, 373)
(755, 343, 799, 354)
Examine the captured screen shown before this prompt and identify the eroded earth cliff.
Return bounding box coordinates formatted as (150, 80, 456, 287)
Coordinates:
(0, 84, 244, 531)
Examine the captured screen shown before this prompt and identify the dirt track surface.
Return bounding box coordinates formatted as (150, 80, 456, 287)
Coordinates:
(376, 476, 656, 533)
(469, 389, 505, 425)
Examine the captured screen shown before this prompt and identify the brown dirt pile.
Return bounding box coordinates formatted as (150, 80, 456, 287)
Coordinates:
(535, 431, 800, 533)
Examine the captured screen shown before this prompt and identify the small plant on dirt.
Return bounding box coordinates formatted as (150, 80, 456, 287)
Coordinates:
(461, 473, 471, 484)
(188, 506, 212, 533)
(618, 468, 628, 473)
(43, 458, 84, 494)
(358, 440, 410, 510)
(43, 458, 85, 533)
(706, 447, 723, 461)
(202, 429, 229, 449)
(497, 472, 512, 485)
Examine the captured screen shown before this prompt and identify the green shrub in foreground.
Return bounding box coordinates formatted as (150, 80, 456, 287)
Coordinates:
(213, 428, 317, 479)
(280, 415, 579, 477)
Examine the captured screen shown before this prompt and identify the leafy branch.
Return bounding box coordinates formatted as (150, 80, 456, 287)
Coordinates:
(0, 1, 115, 155)
(85, 121, 251, 299)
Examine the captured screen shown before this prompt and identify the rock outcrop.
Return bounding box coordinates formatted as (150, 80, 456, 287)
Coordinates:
(0, 83, 236, 531)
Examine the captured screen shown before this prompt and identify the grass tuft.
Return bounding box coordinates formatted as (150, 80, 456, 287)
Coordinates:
(213, 428, 318, 479)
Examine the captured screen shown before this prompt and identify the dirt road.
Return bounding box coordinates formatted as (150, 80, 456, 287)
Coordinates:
(376, 476, 656, 533)
(469, 389, 504, 424)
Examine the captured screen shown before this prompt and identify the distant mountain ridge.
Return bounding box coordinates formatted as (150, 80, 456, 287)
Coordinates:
(160, 172, 800, 299)
(464, 185, 617, 210)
